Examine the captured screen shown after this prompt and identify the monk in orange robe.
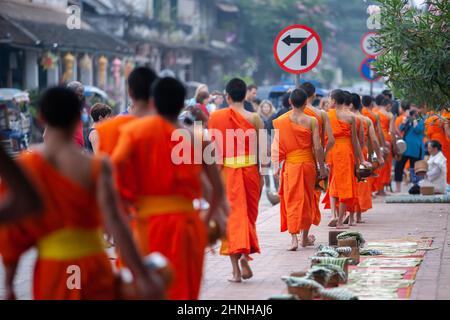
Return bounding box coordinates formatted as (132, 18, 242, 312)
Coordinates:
(361, 96, 386, 194)
(348, 94, 380, 224)
(96, 67, 158, 202)
(373, 96, 395, 195)
(208, 78, 263, 283)
(113, 78, 227, 300)
(425, 110, 450, 185)
(326, 90, 368, 229)
(0, 87, 163, 300)
(300, 83, 335, 224)
(272, 88, 326, 250)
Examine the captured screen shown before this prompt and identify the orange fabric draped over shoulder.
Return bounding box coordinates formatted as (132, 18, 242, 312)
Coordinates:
(356, 119, 373, 213)
(112, 115, 206, 300)
(208, 108, 261, 256)
(0, 152, 116, 300)
(272, 115, 319, 234)
(325, 109, 357, 207)
(304, 106, 324, 218)
(96, 115, 137, 201)
(425, 112, 450, 184)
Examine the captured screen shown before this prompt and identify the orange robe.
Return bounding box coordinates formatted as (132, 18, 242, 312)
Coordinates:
(373, 111, 393, 191)
(425, 112, 450, 184)
(208, 108, 261, 256)
(304, 106, 324, 219)
(0, 152, 116, 300)
(112, 115, 206, 300)
(356, 118, 373, 213)
(97, 115, 136, 201)
(395, 114, 406, 137)
(326, 109, 358, 207)
(272, 115, 319, 234)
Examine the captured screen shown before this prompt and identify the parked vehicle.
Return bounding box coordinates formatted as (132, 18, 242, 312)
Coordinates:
(0, 89, 32, 156)
(258, 82, 329, 110)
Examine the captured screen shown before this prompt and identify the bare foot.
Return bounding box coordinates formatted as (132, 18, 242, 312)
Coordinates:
(240, 259, 253, 280)
(228, 276, 242, 283)
(288, 235, 299, 251)
(357, 220, 366, 224)
(328, 218, 338, 227)
(343, 213, 351, 225)
(301, 235, 316, 248)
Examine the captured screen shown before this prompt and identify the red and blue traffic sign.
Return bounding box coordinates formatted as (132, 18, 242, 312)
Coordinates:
(360, 57, 381, 82)
(273, 25, 322, 74)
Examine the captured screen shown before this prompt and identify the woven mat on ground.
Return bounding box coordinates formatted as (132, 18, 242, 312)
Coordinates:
(365, 238, 434, 258)
(385, 194, 450, 203)
(341, 238, 432, 300)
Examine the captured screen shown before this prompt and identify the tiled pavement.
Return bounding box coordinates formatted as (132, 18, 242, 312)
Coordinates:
(0, 193, 448, 300)
(200, 195, 450, 300)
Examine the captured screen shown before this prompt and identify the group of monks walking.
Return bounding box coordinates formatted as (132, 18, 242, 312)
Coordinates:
(0, 66, 448, 300)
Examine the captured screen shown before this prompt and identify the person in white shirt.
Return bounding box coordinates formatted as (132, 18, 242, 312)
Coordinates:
(420, 140, 447, 194)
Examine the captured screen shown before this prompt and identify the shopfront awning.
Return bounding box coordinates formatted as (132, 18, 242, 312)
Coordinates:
(0, 0, 132, 55)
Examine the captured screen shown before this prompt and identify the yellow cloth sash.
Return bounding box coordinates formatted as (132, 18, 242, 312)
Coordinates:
(286, 149, 314, 164)
(223, 155, 257, 168)
(38, 228, 104, 260)
(137, 195, 195, 218)
(335, 136, 351, 144)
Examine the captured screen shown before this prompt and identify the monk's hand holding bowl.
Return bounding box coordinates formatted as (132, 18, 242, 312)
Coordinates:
(361, 161, 372, 169)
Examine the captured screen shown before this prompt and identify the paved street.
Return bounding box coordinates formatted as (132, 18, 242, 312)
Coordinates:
(1, 192, 449, 300)
(200, 194, 450, 300)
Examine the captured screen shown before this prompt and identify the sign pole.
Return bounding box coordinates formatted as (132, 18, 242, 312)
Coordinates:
(295, 74, 301, 88)
(370, 81, 373, 96)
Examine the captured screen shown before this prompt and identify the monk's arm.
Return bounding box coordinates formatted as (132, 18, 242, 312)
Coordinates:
(368, 123, 384, 165)
(270, 125, 284, 175)
(0, 147, 42, 223)
(323, 113, 335, 159)
(376, 117, 386, 148)
(351, 117, 365, 164)
(443, 116, 450, 139)
(390, 115, 399, 154)
(312, 119, 326, 177)
(97, 158, 164, 299)
(358, 118, 365, 147)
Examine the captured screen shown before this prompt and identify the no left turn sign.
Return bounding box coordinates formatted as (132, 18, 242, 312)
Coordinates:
(273, 25, 322, 74)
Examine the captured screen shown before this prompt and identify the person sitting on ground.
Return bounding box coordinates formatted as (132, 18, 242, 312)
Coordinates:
(87, 103, 112, 154)
(419, 140, 447, 194)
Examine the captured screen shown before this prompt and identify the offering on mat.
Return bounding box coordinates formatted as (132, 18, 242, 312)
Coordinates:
(358, 257, 423, 268)
(337, 231, 366, 247)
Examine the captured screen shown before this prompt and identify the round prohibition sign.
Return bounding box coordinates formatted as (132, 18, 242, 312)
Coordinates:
(273, 24, 323, 74)
(360, 31, 382, 57)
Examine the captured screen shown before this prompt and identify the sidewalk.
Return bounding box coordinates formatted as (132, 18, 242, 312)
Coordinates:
(0, 193, 448, 300)
(200, 195, 450, 300)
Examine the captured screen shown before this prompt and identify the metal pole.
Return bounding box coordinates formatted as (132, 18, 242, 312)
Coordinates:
(370, 81, 374, 96)
(295, 74, 301, 88)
